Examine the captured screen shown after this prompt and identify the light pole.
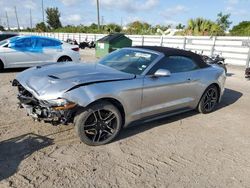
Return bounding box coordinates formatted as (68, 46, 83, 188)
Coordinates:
(42, 0, 45, 23)
(5, 11, 10, 31)
(14, 6, 20, 31)
(96, 0, 100, 31)
(30, 9, 33, 29)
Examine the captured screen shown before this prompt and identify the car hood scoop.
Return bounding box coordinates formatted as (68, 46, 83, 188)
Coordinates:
(16, 62, 135, 97)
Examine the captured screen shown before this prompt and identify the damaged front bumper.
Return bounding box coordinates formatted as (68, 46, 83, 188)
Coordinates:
(13, 80, 77, 125)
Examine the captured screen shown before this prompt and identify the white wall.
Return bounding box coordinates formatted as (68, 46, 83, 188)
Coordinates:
(21, 32, 250, 67)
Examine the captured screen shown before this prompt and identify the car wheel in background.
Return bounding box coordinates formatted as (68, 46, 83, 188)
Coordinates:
(198, 85, 219, 114)
(74, 101, 122, 146)
(0, 60, 4, 72)
(57, 56, 72, 62)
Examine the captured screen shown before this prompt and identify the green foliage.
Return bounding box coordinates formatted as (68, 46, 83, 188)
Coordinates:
(126, 21, 154, 35)
(35, 22, 47, 32)
(21, 7, 248, 36)
(176, 23, 185, 30)
(230, 21, 250, 36)
(0, 25, 4, 31)
(216, 12, 232, 31)
(184, 18, 224, 36)
(105, 23, 122, 33)
(46, 7, 62, 29)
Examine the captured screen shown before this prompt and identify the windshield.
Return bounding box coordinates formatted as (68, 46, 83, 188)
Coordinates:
(0, 36, 20, 47)
(99, 49, 159, 75)
(0, 39, 9, 46)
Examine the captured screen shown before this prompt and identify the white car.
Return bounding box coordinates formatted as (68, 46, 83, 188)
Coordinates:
(0, 35, 80, 70)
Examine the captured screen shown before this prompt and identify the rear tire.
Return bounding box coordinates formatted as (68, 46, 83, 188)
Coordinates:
(74, 101, 122, 146)
(198, 85, 219, 114)
(57, 56, 72, 62)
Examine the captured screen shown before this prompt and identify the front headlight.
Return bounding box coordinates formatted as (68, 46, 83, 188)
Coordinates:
(47, 98, 76, 110)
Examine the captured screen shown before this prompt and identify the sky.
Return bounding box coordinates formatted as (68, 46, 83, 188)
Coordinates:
(0, 0, 249, 28)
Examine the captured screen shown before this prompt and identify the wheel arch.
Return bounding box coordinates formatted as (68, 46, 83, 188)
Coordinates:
(85, 97, 126, 127)
(0, 58, 4, 69)
(200, 83, 221, 104)
(57, 55, 72, 62)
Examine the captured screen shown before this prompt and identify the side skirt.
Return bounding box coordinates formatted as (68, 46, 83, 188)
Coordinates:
(125, 107, 194, 128)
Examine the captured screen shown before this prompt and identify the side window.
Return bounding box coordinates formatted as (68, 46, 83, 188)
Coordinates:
(149, 56, 198, 74)
(37, 39, 61, 47)
(14, 38, 34, 48)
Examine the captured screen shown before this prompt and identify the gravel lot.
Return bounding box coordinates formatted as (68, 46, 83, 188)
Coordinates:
(1, 49, 250, 188)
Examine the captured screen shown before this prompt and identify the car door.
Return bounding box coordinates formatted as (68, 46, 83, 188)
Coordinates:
(34, 38, 62, 64)
(4, 38, 39, 68)
(141, 56, 200, 118)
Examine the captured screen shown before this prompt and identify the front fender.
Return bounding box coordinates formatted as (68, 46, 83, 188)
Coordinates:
(62, 79, 143, 126)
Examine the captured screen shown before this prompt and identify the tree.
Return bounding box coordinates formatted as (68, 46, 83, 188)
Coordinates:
(216, 12, 232, 31)
(0, 25, 4, 31)
(230, 21, 250, 36)
(127, 21, 152, 34)
(35, 22, 47, 32)
(105, 23, 122, 33)
(46, 7, 62, 29)
(185, 18, 224, 36)
(176, 23, 185, 30)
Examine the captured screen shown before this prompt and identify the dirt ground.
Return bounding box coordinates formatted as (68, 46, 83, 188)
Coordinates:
(1, 49, 250, 188)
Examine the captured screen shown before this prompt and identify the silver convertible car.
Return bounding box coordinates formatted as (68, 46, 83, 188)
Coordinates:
(13, 46, 226, 146)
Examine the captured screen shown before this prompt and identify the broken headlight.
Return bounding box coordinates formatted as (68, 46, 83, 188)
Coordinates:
(47, 98, 76, 110)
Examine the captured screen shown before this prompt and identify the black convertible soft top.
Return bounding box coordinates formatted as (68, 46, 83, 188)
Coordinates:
(133, 46, 209, 68)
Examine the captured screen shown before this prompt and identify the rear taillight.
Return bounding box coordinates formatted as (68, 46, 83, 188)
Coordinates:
(71, 47, 79, 52)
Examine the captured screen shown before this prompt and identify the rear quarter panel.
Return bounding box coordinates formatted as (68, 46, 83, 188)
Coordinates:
(191, 65, 226, 106)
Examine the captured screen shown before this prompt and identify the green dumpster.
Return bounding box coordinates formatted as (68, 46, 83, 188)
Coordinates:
(95, 33, 132, 58)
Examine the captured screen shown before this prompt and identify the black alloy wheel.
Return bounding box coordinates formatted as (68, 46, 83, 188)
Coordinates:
(75, 102, 122, 146)
(198, 85, 219, 114)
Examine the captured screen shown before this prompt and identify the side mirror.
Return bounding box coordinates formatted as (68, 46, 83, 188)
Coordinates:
(153, 69, 171, 77)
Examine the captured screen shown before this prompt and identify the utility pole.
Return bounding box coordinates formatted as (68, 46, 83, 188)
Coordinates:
(120, 17, 123, 28)
(30, 9, 33, 29)
(42, 0, 45, 23)
(101, 16, 104, 25)
(96, 0, 100, 31)
(5, 11, 10, 30)
(14, 6, 20, 31)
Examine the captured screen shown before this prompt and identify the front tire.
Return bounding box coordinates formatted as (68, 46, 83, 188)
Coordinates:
(75, 102, 122, 146)
(198, 85, 219, 114)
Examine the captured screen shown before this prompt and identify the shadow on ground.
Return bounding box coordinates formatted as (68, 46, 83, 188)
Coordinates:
(117, 88, 242, 142)
(0, 133, 53, 181)
(217, 88, 243, 108)
(0, 68, 27, 73)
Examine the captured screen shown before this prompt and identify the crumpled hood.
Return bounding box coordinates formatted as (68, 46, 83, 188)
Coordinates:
(16, 62, 135, 99)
